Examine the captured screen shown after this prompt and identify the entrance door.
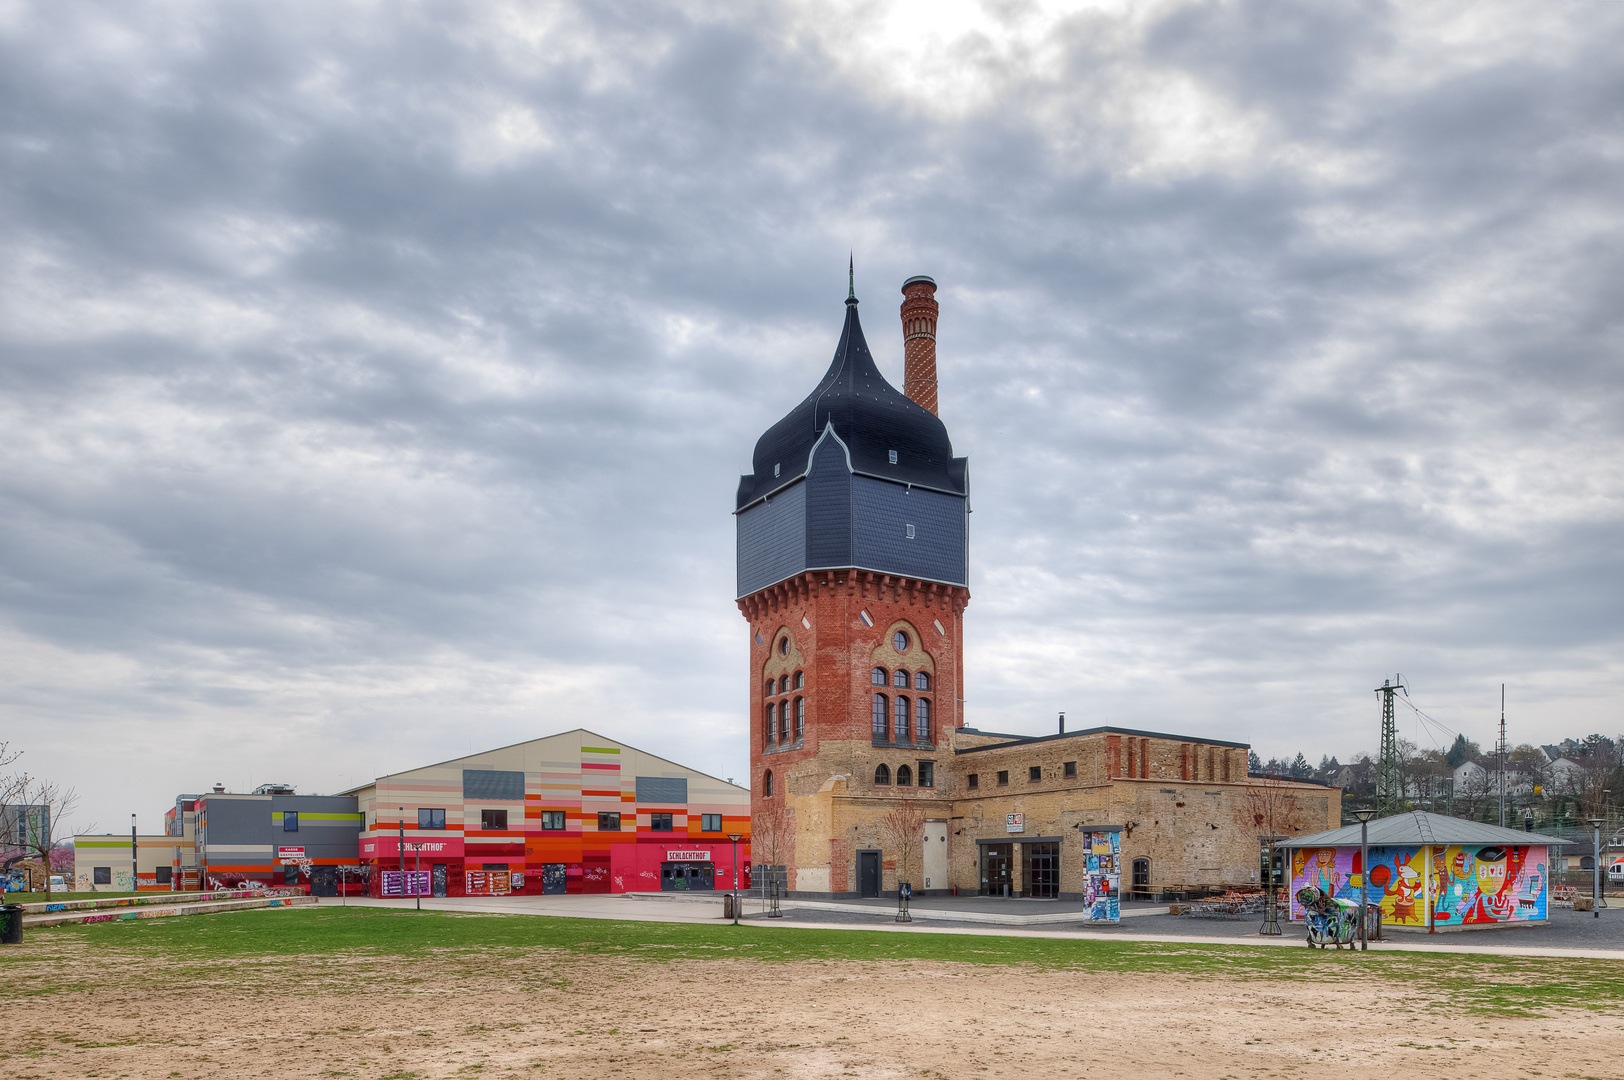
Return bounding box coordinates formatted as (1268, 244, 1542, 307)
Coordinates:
(681, 863, 715, 891)
(857, 851, 881, 898)
(309, 866, 337, 897)
(541, 863, 568, 895)
(1132, 858, 1150, 897)
(432, 864, 448, 897)
(1024, 843, 1059, 899)
(980, 844, 1013, 896)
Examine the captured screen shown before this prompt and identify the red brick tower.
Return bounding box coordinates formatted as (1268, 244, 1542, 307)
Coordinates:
(900, 275, 939, 415)
(734, 270, 969, 897)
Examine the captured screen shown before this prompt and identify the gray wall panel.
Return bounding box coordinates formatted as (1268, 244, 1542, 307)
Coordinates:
(736, 480, 807, 596)
(463, 769, 525, 800)
(804, 436, 854, 571)
(851, 477, 966, 585)
(636, 776, 689, 804)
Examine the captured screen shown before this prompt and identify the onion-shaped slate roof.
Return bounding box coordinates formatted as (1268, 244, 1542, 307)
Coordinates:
(736, 295, 966, 511)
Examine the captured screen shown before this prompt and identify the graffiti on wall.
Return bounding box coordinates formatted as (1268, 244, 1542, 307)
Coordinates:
(1079, 830, 1120, 922)
(1288, 844, 1547, 926)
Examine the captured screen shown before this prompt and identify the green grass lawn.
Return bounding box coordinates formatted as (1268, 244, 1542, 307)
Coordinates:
(11, 907, 1624, 1017)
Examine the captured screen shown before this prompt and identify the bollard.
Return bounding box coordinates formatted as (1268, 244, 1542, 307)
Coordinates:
(0, 904, 22, 945)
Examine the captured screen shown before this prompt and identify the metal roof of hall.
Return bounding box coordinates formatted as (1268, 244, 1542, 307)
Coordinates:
(735, 287, 967, 511)
(1283, 810, 1571, 849)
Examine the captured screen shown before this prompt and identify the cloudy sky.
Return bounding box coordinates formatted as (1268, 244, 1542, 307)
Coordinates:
(4, 0, 1621, 833)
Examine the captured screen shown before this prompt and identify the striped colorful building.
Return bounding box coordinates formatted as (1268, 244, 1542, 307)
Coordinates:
(346, 729, 752, 897)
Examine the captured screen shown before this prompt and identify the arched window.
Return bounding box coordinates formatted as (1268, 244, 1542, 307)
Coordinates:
(871, 667, 887, 686)
(779, 674, 790, 694)
(763, 770, 774, 797)
(764, 679, 774, 699)
(914, 671, 929, 691)
(894, 695, 910, 742)
(892, 669, 908, 688)
(794, 670, 805, 689)
(874, 764, 891, 785)
(764, 703, 776, 745)
(872, 694, 888, 739)
(778, 703, 790, 744)
(896, 764, 913, 787)
(915, 698, 930, 744)
(794, 697, 805, 740)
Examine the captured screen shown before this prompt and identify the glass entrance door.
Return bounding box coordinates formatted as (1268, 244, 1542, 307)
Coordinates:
(980, 844, 1013, 897)
(1023, 843, 1059, 899)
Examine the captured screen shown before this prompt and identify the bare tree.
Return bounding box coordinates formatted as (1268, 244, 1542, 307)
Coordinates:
(1232, 777, 1311, 930)
(878, 802, 926, 889)
(750, 798, 793, 893)
(13, 776, 85, 900)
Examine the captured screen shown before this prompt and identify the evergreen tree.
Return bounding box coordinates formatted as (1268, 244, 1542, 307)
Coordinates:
(1445, 733, 1480, 769)
(1290, 753, 1312, 779)
(1248, 750, 1262, 776)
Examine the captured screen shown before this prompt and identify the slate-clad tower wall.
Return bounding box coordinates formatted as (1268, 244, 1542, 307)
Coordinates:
(736, 275, 969, 897)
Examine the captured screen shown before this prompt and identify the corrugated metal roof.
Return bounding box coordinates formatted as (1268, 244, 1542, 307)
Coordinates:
(1282, 810, 1571, 849)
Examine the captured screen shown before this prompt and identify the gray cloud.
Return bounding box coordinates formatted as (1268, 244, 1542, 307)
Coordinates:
(2, 0, 1621, 828)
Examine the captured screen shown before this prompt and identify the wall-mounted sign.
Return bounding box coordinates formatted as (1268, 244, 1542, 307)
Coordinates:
(1006, 813, 1024, 834)
(666, 850, 711, 862)
(277, 846, 305, 859)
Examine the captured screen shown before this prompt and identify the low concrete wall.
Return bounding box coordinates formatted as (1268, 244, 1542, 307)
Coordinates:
(23, 894, 318, 927)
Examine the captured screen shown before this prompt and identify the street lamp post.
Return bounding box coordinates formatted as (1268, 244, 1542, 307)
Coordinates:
(727, 833, 743, 925)
(1352, 808, 1377, 952)
(1586, 817, 1605, 919)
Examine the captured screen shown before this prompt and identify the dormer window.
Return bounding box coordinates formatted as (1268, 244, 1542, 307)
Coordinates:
(774, 463, 781, 477)
(905, 524, 915, 539)
(888, 450, 898, 464)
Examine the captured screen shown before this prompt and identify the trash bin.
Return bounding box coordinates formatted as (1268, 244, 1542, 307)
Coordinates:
(0, 904, 22, 945)
(722, 894, 735, 920)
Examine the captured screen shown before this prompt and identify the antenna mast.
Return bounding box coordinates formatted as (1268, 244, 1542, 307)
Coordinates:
(1497, 684, 1508, 829)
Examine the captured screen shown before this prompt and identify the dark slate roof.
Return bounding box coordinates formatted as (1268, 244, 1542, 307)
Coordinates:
(1282, 811, 1570, 849)
(736, 296, 967, 510)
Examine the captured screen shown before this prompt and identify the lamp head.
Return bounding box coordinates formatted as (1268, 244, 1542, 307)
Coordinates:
(727, 833, 743, 842)
(1352, 808, 1377, 823)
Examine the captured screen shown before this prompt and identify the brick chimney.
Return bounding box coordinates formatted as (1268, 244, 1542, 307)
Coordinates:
(899, 275, 939, 415)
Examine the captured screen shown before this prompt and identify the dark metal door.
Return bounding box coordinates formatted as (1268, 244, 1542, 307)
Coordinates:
(981, 844, 1013, 896)
(542, 863, 568, 894)
(858, 851, 881, 898)
(309, 866, 337, 897)
(432, 864, 448, 897)
(1024, 843, 1059, 899)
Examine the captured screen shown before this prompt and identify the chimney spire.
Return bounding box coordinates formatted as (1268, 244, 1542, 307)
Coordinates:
(847, 253, 857, 305)
(900, 275, 939, 415)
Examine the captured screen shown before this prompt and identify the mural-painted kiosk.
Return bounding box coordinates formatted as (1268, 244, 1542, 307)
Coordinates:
(1281, 811, 1569, 933)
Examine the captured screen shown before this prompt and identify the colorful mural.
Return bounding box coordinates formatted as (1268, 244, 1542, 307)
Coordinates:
(1288, 844, 1547, 927)
(1079, 829, 1120, 922)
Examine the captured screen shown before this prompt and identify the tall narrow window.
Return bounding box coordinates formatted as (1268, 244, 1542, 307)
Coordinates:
(917, 761, 934, 788)
(871, 667, 886, 686)
(764, 679, 774, 698)
(914, 671, 929, 691)
(874, 764, 891, 785)
(794, 697, 805, 741)
(896, 764, 913, 787)
(763, 771, 774, 797)
(283, 811, 298, 832)
(915, 698, 930, 744)
(794, 670, 805, 689)
(892, 668, 908, 688)
(779, 674, 790, 694)
(778, 703, 790, 744)
(872, 694, 888, 740)
(765, 703, 776, 745)
(894, 696, 910, 742)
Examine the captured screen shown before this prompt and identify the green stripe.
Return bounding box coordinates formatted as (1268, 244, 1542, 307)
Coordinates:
(581, 747, 620, 755)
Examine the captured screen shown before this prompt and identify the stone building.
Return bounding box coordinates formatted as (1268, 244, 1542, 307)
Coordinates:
(736, 269, 1336, 900)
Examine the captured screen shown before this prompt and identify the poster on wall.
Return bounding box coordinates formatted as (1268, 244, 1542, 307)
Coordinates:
(1078, 830, 1120, 922)
(1287, 844, 1547, 926)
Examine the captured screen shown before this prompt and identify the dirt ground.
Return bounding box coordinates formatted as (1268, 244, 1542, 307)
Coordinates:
(8, 941, 1623, 1080)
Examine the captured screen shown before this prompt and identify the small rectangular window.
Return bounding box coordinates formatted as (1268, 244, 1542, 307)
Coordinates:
(283, 811, 299, 832)
(888, 450, 898, 464)
(1029, 766, 1042, 782)
(540, 810, 566, 831)
(917, 762, 935, 788)
(481, 809, 508, 831)
(700, 813, 722, 832)
(967, 773, 979, 790)
(1063, 761, 1077, 777)
(155, 866, 173, 884)
(651, 812, 674, 832)
(93, 866, 111, 885)
(905, 524, 915, 539)
(997, 770, 1009, 786)
(418, 807, 446, 829)
(598, 812, 621, 831)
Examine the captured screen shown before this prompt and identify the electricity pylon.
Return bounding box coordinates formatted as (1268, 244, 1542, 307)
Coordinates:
(1374, 676, 1405, 816)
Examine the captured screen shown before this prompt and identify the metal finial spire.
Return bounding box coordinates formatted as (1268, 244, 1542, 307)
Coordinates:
(846, 253, 857, 304)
